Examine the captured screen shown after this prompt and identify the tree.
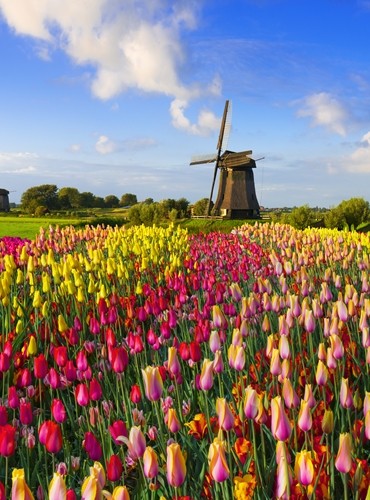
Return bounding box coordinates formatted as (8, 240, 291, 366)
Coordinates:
(324, 207, 346, 229)
(21, 184, 59, 213)
(281, 205, 315, 230)
(175, 198, 190, 218)
(104, 195, 120, 208)
(79, 192, 96, 208)
(192, 198, 210, 216)
(58, 187, 81, 209)
(120, 193, 138, 207)
(336, 197, 370, 229)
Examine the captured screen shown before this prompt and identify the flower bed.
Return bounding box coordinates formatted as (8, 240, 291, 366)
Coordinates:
(0, 223, 369, 499)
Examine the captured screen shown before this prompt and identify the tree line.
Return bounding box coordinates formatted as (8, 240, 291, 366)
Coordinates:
(19, 184, 141, 213)
(19, 184, 191, 220)
(271, 197, 370, 231)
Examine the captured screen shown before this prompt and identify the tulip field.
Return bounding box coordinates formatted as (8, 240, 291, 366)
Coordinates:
(0, 222, 370, 499)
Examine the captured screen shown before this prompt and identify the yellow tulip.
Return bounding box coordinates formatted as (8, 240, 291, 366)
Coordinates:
(11, 468, 35, 500)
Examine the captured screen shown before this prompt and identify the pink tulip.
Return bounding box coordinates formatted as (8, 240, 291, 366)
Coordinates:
(297, 400, 312, 432)
(340, 378, 353, 409)
(208, 438, 230, 482)
(244, 385, 259, 419)
(281, 378, 299, 409)
(294, 450, 314, 486)
(335, 433, 352, 473)
(199, 359, 214, 391)
(166, 442, 186, 487)
(48, 472, 67, 500)
(143, 446, 159, 479)
(142, 366, 163, 402)
(271, 396, 292, 442)
(216, 398, 234, 431)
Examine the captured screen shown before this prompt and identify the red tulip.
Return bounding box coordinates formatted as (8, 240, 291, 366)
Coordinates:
(34, 353, 48, 379)
(48, 368, 61, 389)
(110, 346, 129, 373)
(109, 420, 128, 445)
(189, 341, 201, 362)
(76, 351, 89, 371)
(130, 384, 141, 404)
(75, 383, 90, 406)
(39, 420, 63, 453)
(89, 378, 103, 401)
(53, 346, 68, 367)
(0, 352, 10, 372)
(0, 424, 16, 456)
(83, 431, 103, 460)
(51, 399, 67, 423)
(8, 386, 20, 409)
(0, 405, 8, 425)
(64, 360, 77, 381)
(107, 454, 123, 482)
(20, 402, 33, 426)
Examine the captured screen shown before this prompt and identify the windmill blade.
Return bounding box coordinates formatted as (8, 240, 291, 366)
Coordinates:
(221, 100, 232, 152)
(207, 161, 219, 216)
(217, 100, 232, 153)
(190, 153, 217, 165)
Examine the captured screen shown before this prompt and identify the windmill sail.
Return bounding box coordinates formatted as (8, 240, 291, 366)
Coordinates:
(208, 100, 231, 215)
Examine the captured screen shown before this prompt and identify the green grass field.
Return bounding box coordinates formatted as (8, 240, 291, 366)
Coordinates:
(0, 216, 80, 239)
(0, 211, 264, 240)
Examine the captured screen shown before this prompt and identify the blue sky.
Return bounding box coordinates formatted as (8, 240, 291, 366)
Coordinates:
(1, 0, 370, 208)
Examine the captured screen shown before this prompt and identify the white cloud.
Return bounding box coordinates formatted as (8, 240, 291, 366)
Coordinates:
(296, 92, 348, 136)
(170, 99, 221, 135)
(95, 135, 116, 154)
(68, 144, 81, 153)
(347, 131, 370, 173)
(0, 0, 206, 103)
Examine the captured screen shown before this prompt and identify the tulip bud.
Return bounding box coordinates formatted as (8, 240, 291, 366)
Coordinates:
(322, 409, 334, 434)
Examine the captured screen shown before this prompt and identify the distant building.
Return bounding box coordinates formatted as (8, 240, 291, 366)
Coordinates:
(0, 189, 10, 212)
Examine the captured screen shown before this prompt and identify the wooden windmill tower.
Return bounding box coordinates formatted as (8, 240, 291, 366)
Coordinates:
(0, 189, 10, 212)
(190, 100, 260, 219)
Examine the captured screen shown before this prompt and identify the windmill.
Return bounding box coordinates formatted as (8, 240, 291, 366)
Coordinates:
(0, 188, 10, 212)
(190, 100, 260, 219)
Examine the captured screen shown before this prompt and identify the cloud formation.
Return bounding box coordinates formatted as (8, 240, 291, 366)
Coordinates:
(348, 131, 370, 173)
(95, 135, 116, 155)
(296, 92, 348, 136)
(0, 0, 220, 133)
